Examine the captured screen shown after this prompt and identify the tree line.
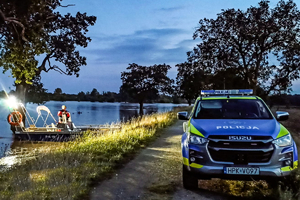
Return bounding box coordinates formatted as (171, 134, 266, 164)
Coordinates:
(0, 88, 183, 105)
(1, 0, 300, 114)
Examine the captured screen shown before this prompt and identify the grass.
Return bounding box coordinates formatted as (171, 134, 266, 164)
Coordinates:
(0, 110, 180, 200)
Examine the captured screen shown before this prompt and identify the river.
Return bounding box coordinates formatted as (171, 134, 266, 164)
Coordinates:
(0, 100, 187, 165)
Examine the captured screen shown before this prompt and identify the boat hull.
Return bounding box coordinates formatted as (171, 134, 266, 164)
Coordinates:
(13, 131, 82, 141)
(12, 125, 120, 142)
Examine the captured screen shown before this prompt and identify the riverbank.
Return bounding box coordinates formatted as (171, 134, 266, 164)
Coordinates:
(0, 111, 179, 199)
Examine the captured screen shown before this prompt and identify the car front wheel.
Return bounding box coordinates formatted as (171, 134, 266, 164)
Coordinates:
(182, 165, 198, 190)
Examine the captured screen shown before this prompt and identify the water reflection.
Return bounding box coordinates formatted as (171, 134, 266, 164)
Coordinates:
(119, 103, 167, 122)
(119, 104, 139, 122)
(0, 138, 11, 158)
(144, 105, 158, 115)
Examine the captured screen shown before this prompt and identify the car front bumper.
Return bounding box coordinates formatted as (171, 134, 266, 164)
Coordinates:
(183, 162, 297, 181)
(182, 134, 298, 180)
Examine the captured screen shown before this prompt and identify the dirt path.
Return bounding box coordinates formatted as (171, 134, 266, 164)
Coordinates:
(90, 120, 228, 200)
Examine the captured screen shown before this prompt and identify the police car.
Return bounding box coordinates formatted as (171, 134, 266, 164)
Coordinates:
(178, 89, 298, 189)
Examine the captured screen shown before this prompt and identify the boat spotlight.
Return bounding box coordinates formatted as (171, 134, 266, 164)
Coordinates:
(5, 96, 19, 109)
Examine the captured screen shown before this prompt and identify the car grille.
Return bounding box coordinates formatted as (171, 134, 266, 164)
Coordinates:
(207, 136, 274, 164)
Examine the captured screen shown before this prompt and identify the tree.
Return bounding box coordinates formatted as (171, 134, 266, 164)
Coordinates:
(176, 61, 209, 105)
(0, 0, 96, 102)
(77, 91, 86, 101)
(212, 68, 248, 90)
(25, 76, 48, 104)
(90, 88, 99, 102)
(54, 88, 62, 96)
(188, 0, 300, 95)
(120, 63, 173, 115)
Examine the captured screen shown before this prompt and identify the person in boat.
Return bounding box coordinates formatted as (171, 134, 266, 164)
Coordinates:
(57, 105, 76, 130)
(57, 105, 75, 130)
(57, 105, 71, 123)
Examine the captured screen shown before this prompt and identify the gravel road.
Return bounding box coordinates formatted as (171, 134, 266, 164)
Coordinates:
(90, 120, 229, 200)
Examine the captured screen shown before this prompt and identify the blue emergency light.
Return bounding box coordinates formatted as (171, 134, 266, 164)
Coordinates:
(201, 89, 253, 95)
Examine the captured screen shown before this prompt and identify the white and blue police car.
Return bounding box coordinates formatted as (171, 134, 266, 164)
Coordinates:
(178, 89, 298, 189)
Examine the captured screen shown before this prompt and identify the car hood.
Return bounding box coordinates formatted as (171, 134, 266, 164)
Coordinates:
(190, 118, 287, 139)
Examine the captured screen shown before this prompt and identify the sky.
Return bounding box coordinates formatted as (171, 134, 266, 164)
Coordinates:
(1, 0, 300, 94)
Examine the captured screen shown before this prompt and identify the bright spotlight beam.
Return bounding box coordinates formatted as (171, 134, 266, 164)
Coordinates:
(5, 96, 19, 109)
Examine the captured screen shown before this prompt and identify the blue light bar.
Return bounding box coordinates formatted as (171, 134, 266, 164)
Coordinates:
(201, 89, 253, 95)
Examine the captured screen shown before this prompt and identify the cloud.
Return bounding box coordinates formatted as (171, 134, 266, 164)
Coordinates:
(156, 6, 186, 12)
(85, 28, 197, 67)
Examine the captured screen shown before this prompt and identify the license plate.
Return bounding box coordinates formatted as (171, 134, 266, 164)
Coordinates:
(224, 167, 259, 175)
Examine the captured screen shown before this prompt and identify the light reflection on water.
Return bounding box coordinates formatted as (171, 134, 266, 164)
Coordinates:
(0, 101, 188, 168)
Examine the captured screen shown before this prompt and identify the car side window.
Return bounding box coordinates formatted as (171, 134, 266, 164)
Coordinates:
(195, 103, 201, 118)
(256, 101, 269, 118)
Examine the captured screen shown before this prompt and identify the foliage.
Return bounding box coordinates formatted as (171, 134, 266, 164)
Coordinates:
(90, 88, 99, 99)
(175, 63, 250, 104)
(76, 90, 121, 102)
(0, 111, 177, 200)
(53, 88, 62, 95)
(120, 63, 174, 114)
(175, 61, 209, 105)
(0, 0, 96, 101)
(77, 91, 86, 101)
(25, 76, 49, 104)
(188, 0, 300, 94)
(212, 69, 247, 90)
(0, 90, 5, 98)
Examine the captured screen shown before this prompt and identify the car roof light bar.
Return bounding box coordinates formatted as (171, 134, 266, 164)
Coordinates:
(200, 89, 253, 95)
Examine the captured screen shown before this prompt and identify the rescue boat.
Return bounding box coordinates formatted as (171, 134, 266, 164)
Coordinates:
(7, 101, 120, 141)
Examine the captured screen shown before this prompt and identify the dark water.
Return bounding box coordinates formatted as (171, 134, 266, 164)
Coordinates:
(0, 100, 188, 162)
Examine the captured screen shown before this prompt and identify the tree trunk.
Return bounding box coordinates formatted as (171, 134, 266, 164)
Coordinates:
(15, 83, 27, 104)
(252, 78, 258, 95)
(253, 85, 257, 95)
(15, 83, 27, 125)
(139, 101, 144, 116)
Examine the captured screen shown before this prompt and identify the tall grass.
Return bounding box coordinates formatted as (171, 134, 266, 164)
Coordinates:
(0, 111, 177, 200)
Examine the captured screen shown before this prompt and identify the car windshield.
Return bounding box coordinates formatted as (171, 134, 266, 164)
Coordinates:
(193, 99, 273, 119)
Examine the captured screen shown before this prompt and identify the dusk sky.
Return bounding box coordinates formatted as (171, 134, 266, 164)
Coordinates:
(1, 0, 300, 94)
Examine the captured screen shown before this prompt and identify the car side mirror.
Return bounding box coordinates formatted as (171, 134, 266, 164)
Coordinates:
(276, 111, 289, 121)
(177, 111, 189, 120)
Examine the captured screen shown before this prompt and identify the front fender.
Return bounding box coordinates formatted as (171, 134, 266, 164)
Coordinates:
(293, 141, 298, 163)
(182, 132, 189, 159)
(183, 121, 188, 133)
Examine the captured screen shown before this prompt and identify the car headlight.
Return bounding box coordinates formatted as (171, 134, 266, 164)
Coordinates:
(273, 133, 292, 147)
(189, 134, 208, 145)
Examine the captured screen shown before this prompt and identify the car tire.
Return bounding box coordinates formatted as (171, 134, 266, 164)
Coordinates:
(266, 180, 279, 189)
(182, 165, 198, 190)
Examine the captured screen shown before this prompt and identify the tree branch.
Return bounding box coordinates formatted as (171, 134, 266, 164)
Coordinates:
(47, 59, 68, 75)
(61, 4, 75, 7)
(37, 54, 52, 75)
(0, 9, 28, 42)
